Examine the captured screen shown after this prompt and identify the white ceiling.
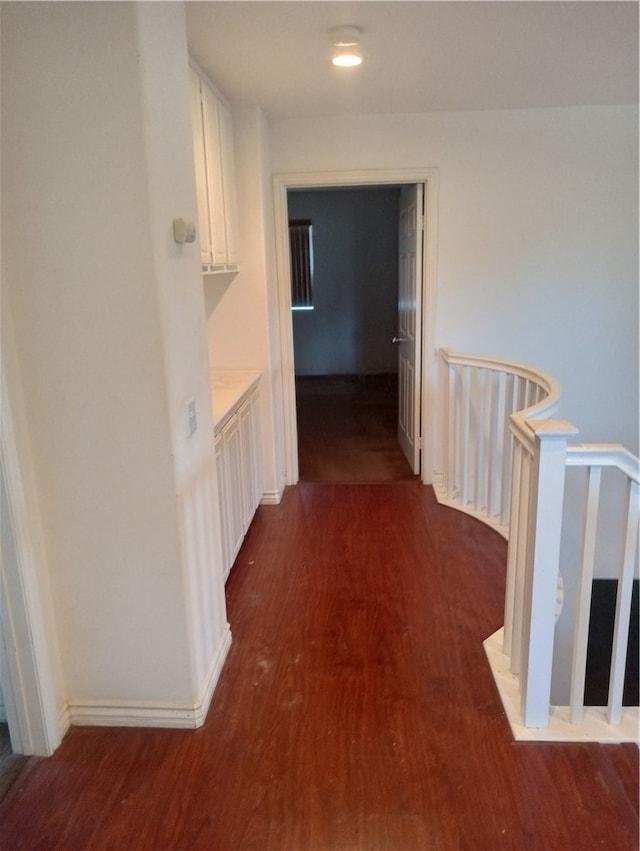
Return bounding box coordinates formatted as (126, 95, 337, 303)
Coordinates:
(185, 1, 638, 120)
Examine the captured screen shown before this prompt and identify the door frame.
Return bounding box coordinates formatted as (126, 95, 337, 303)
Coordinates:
(272, 167, 439, 486)
(1, 331, 64, 756)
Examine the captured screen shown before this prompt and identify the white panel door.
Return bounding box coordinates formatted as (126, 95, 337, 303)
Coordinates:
(396, 184, 424, 474)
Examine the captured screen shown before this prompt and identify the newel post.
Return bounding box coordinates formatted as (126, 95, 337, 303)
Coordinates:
(520, 419, 578, 728)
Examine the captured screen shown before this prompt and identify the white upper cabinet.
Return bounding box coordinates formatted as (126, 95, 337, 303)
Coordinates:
(189, 67, 211, 266)
(189, 64, 240, 273)
(217, 99, 240, 267)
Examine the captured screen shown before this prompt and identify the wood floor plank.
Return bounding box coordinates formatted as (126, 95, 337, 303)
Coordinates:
(295, 376, 415, 482)
(1, 483, 637, 850)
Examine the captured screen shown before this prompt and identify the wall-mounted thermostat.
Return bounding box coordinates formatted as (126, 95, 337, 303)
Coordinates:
(173, 218, 196, 244)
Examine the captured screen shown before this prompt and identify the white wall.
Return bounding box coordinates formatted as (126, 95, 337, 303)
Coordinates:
(134, 3, 229, 701)
(269, 106, 639, 453)
(289, 188, 400, 376)
(1, 2, 228, 728)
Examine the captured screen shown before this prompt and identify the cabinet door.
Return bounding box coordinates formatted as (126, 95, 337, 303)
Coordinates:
(216, 385, 263, 581)
(214, 431, 231, 578)
(249, 389, 263, 510)
(238, 397, 255, 532)
(218, 99, 240, 266)
(221, 414, 244, 566)
(189, 69, 212, 266)
(238, 387, 264, 531)
(201, 81, 228, 267)
(244, 388, 263, 515)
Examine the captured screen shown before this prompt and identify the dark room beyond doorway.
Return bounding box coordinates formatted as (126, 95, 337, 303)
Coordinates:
(288, 186, 415, 483)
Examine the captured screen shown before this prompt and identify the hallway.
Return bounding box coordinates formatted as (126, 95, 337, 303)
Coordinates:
(0, 484, 637, 850)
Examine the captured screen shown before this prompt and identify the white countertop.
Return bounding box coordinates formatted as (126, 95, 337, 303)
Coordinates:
(210, 369, 261, 431)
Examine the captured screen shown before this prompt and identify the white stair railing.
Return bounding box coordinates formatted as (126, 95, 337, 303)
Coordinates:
(435, 349, 639, 741)
(433, 348, 561, 536)
(564, 444, 639, 727)
(505, 418, 639, 738)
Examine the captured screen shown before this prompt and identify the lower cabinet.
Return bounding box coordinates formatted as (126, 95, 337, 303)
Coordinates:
(215, 385, 262, 580)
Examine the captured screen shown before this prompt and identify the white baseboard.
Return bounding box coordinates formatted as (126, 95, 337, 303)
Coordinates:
(194, 622, 232, 725)
(260, 488, 283, 505)
(66, 624, 232, 730)
(432, 474, 509, 540)
(58, 702, 71, 738)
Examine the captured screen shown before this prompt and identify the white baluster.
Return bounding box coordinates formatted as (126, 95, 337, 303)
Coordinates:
(520, 419, 578, 728)
(489, 370, 498, 513)
(569, 465, 602, 724)
(470, 367, 482, 511)
(504, 440, 524, 658)
(500, 374, 516, 527)
(446, 358, 456, 499)
(608, 478, 639, 725)
(440, 353, 450, 495)
(492, 370, 507, 521)
(477, 368, 491, 513)
(450, 366, 462, 499)
(460, 366, 472, 505)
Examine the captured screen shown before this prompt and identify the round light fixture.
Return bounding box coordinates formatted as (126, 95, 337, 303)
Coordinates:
(332, 53, 362, 68)
(329, 25, 363, 68)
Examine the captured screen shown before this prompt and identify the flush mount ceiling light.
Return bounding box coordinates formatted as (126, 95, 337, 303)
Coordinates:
(329, 25, 363, 68)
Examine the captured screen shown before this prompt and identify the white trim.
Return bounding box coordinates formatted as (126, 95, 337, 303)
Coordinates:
(67, 624, 232, 729)
(566, 444, 640, 482)
(272, 168, 439, 487)
(58, 704, 71, 738)
(260, 488, 283, 506)
(68, 704, 208, 729)
(0, 354, 63, 756)
(431, 473, 509, 540)
(484, 628, 639, 743)
(195, 622, 232, 725)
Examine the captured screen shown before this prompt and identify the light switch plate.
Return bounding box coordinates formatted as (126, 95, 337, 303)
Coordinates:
(185, 397, 197, 437)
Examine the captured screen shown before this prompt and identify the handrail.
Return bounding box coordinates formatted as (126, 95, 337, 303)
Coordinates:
(566, 443, 640, 483)
(441, 349, 563, 407)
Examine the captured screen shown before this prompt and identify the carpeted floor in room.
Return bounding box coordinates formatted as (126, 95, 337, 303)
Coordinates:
(295, 374, 415, 483)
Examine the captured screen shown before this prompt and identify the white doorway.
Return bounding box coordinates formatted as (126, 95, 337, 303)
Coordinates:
(273, 168, 438, 488)
(288, 185, 407, 482)
(396, 183, 424, 474)
(1, 329, 63, 758)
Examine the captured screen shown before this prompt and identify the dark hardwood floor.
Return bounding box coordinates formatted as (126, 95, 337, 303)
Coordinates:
(0, 723, 28, 803)
(1, 483, 637, 850)
(296, 375, 415, 482)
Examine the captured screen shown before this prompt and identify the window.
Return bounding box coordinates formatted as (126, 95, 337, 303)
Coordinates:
(289, 220, 314, 310)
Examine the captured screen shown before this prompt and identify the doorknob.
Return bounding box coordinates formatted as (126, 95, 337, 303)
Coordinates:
(392, 336, 409, 344)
